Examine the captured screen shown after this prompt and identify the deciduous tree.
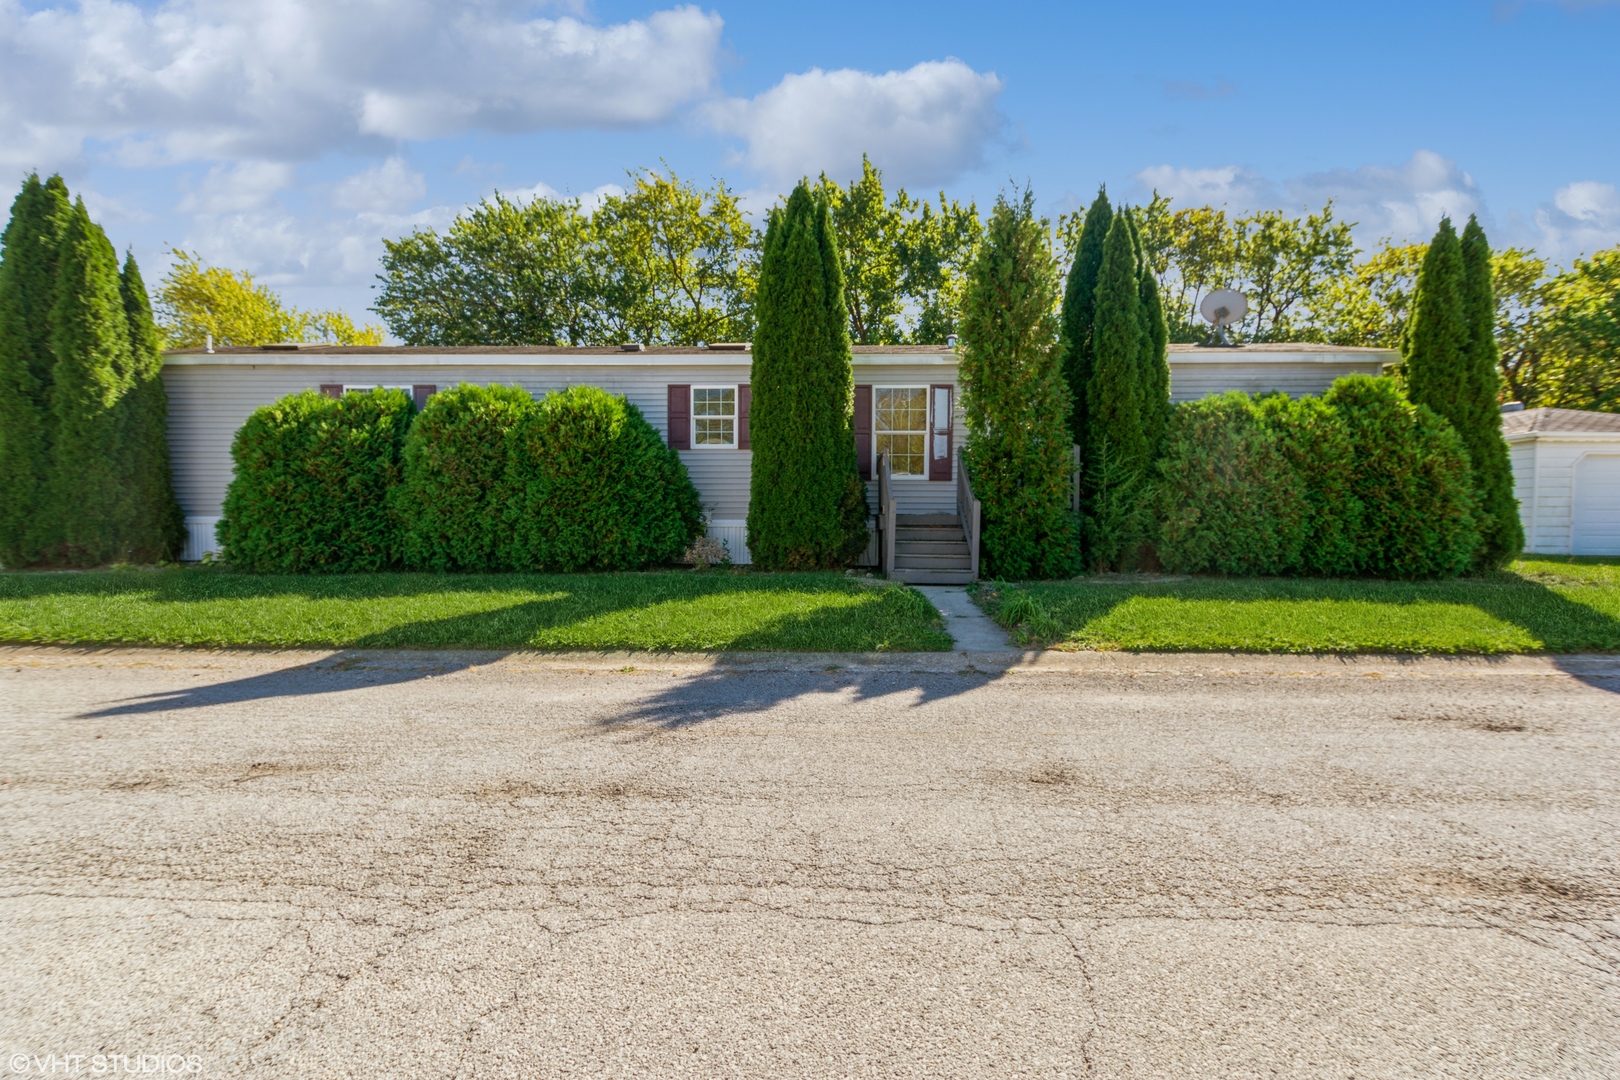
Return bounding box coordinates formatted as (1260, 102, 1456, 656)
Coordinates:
(159, 250, 383, 348)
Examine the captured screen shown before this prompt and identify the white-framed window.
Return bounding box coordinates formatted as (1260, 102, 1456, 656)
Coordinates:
(341, 384, 411, 395)
(692, 386, 736, 447)
(875, 386, 928, 476)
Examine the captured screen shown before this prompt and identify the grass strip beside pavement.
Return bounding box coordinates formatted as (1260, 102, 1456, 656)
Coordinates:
(975, 557, 1620, 654)
(0, 569, 953, 653)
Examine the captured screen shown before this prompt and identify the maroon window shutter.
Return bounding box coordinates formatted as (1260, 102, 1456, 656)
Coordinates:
(853, 384, 873, 480)
(929, 383, 953, 481)
(667, 384, 691, 450)
(412, 384, 436, 411)
(319, 384, 342, 400)
(737, 384, 751, 449)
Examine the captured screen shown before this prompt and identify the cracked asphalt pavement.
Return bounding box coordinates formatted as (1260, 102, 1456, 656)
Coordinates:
(2, 646, 1618, 1078)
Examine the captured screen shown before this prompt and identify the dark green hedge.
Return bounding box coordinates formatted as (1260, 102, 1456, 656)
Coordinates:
(1155, 376, 1481, 579)
(1156, 392, 1305, 576)
(1324, 375, 1479, 579)
(219, 389, 413, 572)
(506, 385, 702, 571)
(396, 383, 532, 571)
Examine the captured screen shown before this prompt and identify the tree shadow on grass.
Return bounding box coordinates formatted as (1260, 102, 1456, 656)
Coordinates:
(1022, 567, 1620, 693)
(69, 574, 959, 718)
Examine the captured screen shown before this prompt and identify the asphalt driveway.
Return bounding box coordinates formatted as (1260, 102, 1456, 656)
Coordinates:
(2, 646, 1618, 1078)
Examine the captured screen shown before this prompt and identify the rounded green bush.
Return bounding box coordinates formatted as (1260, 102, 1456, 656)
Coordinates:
(505, 385, 702, 571)
(1323, 375, 1479, 578)
(1257, 393, 1361, 577)
(218, 388, 413, 572)
(396, 383, 534, 571)
(1156, 392, 1306, 576)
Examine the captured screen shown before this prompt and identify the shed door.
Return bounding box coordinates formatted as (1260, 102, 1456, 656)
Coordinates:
(1572, 454, 1620, 555)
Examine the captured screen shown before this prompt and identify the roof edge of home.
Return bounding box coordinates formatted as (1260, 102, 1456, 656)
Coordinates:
(163, 341, 1397, 358)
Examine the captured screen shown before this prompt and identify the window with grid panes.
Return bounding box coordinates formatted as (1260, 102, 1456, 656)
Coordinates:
(875, 387, 927, 475)
(693, 387, 735, 446)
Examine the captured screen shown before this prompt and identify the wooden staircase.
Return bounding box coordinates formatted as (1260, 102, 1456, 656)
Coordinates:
(888, 514, 975, 584)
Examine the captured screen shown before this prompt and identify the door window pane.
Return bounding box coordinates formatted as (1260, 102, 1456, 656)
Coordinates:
(875, 387, 927, 475)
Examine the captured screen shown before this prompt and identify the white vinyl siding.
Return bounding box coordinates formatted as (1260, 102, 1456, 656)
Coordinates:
(1166, 358, 1387, 402)
(1506, 434, 1620, 554)
(1573, 454, 1620, 555)
(161, 345, 1393, 563)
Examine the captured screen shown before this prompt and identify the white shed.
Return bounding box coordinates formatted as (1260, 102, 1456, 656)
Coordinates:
(1504, 407, 1620, 556)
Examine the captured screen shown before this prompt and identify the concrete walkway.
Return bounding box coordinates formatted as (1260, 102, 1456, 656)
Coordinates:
(914, 584, 1016, 651)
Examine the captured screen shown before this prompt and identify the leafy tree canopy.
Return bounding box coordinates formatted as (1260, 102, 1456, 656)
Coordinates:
(157, 250, 383, 349)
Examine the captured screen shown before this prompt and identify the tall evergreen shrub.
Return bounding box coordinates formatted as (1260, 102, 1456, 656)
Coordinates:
(219, 389, 413, 572)
(396, 383, 535, 571)
(1082, 211, 1149, 569)
(1458, 215, 1524, 568)
(1155, 392, 1305, 575)
(747, 182, 868, 569)
(0, 174, 69, 566)
(1132, 212, 1171, 458)
(117, 252, 185, 562)
(1059, 187, 1111, 451)
(506, 385, 701, 571)
(42, 200, 132, 566)
(1324, 375, 1479, 578)
(957, 189, 1076, 580)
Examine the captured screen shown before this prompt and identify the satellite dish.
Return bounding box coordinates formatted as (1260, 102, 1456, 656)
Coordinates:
(1199, 288, 1248, 345)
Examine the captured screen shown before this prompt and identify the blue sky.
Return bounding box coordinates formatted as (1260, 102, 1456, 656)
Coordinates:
(3, 0, 1616, 327)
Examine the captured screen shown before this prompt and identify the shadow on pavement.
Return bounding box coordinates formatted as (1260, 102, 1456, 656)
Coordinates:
(77, 651, 497, 717)
(598, 657, 1017, 732)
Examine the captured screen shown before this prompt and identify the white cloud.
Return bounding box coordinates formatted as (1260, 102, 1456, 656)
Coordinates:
(0, 0, 725, 169)
(506, 179, 624, 214)
(705, 59, 1006, 187)
(1286, 150, 1484, 243)
(330, 157, 425, 213)
(1135, 164, 1276, 206)
(176, 161, 297, 214)
(1535, 181, 1620, 262)
(1135, 150, 1487, 247)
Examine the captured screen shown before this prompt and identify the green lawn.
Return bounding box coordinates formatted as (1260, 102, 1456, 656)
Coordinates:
(0, 569, 952, 652)
(975, 557, 1620, 654)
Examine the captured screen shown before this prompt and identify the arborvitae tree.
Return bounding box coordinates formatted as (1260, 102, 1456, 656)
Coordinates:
(1402, 218, 1467, 416)
(1082, 211, 1149, 569)
(1458, 216, 1523, 568)
(118, 252, 185, 562)
(1059, 187, 1111, 450)
(42, 200, 133, 566)
(747, 182, 868, 569)
(1129, 209, 1171, 457)
(957, 188, 1076, 580)
(0, 174, 70, 566)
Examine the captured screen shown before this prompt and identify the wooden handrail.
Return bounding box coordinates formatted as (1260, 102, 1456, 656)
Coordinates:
(955, 448, 981, 580)
(878, 451, 897, 577)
